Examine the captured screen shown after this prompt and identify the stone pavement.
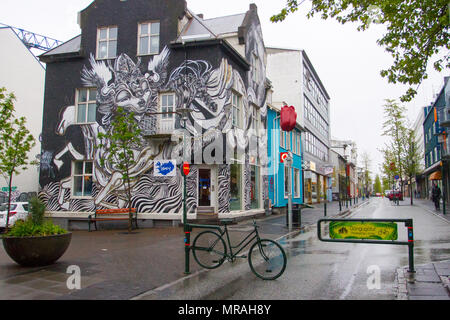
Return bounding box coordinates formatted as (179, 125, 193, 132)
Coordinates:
(396, 260, 450, 300)
(0, 197, 366, 300)
(393, 197, 450, 300)
(411, 197, 450, 222)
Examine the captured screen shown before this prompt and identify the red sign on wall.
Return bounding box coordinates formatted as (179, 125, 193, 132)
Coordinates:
(280, 152, 288, 163)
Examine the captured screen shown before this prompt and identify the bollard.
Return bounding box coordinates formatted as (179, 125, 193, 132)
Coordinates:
(406, 220, 415, 273)
(324, 202, 327, 217)
(339, 198, 342, 211)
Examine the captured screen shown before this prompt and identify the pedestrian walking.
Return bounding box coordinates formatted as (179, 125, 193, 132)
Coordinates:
(431, 183, 441, 210)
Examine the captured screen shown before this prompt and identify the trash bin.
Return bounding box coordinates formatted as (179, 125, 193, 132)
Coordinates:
(286, 204, 301, 227)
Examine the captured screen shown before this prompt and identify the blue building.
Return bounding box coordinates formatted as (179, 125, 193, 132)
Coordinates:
(267, 106, 303, 209)
(423, 93, 446, 197)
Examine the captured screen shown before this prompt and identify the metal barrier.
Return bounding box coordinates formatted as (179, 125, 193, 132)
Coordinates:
(317, 218, 415, 273)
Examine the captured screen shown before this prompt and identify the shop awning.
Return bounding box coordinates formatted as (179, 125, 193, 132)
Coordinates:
(429, 171, 442, 180)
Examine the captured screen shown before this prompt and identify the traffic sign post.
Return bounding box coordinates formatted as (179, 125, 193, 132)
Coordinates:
(182, 161, 191, 275)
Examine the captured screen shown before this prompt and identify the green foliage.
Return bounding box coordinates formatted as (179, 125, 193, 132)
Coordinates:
(0, 87, 36, 231)
(4, 196, 67, 237)
(29, 196, 46, 226)
(271, 0, 450, 102)
(374, 174, 382, 194)
(97, 106, 143, 232)
(6, 219, 67, 237)
(381, 99, 407, 184)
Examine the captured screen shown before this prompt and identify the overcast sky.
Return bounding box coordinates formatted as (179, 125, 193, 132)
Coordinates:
(1, 0, 448, 178)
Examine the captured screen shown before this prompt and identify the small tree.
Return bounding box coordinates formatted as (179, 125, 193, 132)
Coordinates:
(0, 88, 36, 232)
(402, 128, 422, 205)
(382, 99, 408, 195)
(97, 106, 142, 233)
(374, 174, 382, 194)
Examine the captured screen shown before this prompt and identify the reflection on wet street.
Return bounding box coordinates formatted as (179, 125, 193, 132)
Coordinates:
(224, 197, 450, 300)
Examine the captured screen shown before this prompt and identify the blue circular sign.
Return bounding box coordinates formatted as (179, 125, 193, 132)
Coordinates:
(394, 175, 399, 180)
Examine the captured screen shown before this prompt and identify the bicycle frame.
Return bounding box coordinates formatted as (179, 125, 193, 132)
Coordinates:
(220, 224, 260, 260)
(190, 221, 261, 260)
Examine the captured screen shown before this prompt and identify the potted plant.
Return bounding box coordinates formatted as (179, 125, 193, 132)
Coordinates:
(1, 197, 72, 267)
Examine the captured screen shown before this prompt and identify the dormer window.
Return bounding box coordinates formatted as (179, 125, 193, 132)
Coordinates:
(138, 22, 160, 55)
(97, 26, 117, 60)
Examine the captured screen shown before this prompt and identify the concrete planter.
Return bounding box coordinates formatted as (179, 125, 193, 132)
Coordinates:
(2, 233, 72, 267)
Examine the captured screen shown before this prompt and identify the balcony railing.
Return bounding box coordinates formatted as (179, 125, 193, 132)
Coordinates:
(439, 107, 450, 127)
(141, 116, 175, 137)
(441, 135, 450, 159)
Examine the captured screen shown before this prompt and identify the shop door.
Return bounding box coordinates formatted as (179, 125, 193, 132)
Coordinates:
(198, 169, 212, 207)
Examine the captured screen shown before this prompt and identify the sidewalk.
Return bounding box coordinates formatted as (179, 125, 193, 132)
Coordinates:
(396, 261, 450, 300)
(410, 197, 450, 222)
(394, 197, 450, 300)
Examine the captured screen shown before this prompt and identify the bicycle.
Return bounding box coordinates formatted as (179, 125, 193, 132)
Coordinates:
(191, 218, 287, 280)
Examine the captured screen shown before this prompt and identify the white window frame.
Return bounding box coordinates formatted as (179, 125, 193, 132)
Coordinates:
(294, 168, 300, 198)
(137, 21, 160, 56)
(96, 26, 118, 60)
(76, 88, 97, 124)
(250, 104, 260, 136)
(71, 161, 94, 198)
(232, 91, 242, 129)
(159, 92, 176, 118)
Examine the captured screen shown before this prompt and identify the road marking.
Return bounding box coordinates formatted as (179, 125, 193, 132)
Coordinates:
(340, 246, 369, 300)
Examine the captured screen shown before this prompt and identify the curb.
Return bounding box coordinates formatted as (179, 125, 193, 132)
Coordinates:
(131, 200, 369, 300)
(395, 260, 450, 300)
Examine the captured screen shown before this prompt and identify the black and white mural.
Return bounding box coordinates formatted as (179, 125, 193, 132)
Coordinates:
(39, 6, 268, 216)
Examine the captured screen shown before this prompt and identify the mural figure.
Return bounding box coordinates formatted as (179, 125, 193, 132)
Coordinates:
(40, 41, 268, 214)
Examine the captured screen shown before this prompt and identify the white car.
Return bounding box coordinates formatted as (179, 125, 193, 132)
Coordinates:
(0, 202, 30, 229)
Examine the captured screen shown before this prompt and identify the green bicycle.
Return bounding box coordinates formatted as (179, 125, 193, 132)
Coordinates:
(191, 218, 287, 280)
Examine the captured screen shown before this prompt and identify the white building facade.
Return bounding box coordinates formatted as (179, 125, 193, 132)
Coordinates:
(266, 47, 332, 204)
(0, 27, 45, 202)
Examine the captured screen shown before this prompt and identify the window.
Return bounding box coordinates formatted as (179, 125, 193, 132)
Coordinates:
(284, 166, 289, 197)
(250, 165, 260, 209)
(138, 22, 160, 55)
(250, 104, 260, 134)
(232, 92, 242, 128)
(72, 161, 93, 197)
(76, 88, 97, 123)
(160, 93, 175, 118)
(230, 164, 242, 211)
(294, 168, 300, 198)
(97, 26, 117, 60)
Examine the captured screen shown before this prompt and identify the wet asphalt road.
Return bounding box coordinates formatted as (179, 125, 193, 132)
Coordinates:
(148, 197, 450, 300)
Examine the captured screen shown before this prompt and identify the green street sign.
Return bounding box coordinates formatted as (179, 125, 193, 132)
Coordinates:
(329, 221, 398, 240)
(1, 187, 17, 192)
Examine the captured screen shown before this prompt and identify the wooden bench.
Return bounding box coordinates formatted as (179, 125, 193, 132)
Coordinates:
(88, 208, 138, 232)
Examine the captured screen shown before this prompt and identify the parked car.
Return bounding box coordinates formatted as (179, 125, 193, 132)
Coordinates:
(375, 193, 381, 197)
(388, 190, 403, 201)
(0, 202, 29, 229)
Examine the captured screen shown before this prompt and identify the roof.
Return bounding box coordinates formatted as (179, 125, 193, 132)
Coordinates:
(178, 9, 246, 42)
(40, 35, 81, 56)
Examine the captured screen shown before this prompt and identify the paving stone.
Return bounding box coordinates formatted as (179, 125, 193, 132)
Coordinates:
(409, 295, 449, 300)
(408, 282, 449, 297)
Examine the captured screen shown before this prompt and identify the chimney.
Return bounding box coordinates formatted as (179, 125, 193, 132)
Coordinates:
(250, 3, 257, 13)
(197, 14, 204, 19)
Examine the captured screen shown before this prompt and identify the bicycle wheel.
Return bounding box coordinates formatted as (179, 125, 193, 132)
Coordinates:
(248, 239, 286, 280)
(192, 230, 227, 269)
